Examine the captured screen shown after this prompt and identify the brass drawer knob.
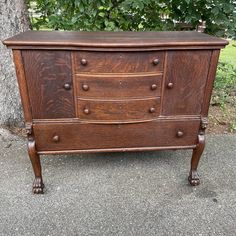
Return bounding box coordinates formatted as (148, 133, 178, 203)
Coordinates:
(81, 58, 87, 65)
(52, 135, 60, 142)
(82, 84, 89, 91)
(149, 107, 155, 113)
(83, 108, 90, 114)
(63, 83, 71, 90)
(177, 130, 184, 137)
(153, 58, 160, 65)
(167, 82, 174, 89)
(151, 84, 157, 90)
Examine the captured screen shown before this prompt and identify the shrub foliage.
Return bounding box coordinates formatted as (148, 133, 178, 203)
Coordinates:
(27, 0, 236, 37)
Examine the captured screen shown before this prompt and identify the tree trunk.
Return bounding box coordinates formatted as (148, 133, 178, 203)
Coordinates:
(0, 0, 30, 126)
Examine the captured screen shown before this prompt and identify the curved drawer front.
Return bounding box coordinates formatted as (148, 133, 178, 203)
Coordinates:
(77, 97, 161, 122)
(75, 74, 162, 99)
(34, 119, 200, 152)
(74, 51, 164, 73)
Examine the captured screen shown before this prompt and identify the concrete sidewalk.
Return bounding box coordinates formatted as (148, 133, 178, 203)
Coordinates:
(0, 128, 236, 236)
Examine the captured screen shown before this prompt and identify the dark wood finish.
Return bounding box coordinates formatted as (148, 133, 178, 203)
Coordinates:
(3, 31, 228, 49)
(189, 134, 205, 186)
(5, 45, 227, 51)
(162, 50, 211, 115)
(77, 97, 161, 122)
(38, 145, 197, 155)
(33, 119, 200, 151)
(22, 50, 75, 119)
(3, 31, 228, 193)
(12, 50, 32, 123)
(26, 124, 44, 194)
(75, 73, 162, 98)
(74, 51, 164, 73)
(201, 50, 220, 116)
(188, 117, 208, 186)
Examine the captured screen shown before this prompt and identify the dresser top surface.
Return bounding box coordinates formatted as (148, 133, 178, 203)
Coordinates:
(4, 30, 228, 49)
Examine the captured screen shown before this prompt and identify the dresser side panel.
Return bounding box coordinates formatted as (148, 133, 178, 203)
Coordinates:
(12, 50, 32, 123)
(201, 50, 220, 116)
(22, 50, 75, 119)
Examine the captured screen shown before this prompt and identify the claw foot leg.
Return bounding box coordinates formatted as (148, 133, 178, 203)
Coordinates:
(27, 125, 44, 194)
(189, 133, 205, 187)
(33, 177, 44, 194)
(188, 170, 200, 186)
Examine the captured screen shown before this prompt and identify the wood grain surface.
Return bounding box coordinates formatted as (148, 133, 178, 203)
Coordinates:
(33, 119, 200, 151)
(12, 50, 32, 123)
(75, 73, 162, 99)
(162, 50, 212, 116)
(201, 50, 220, 116)
(77, 97, 161, 122)
(22, 50, 75, 119)
(5, 30, 228, 192)
(73, 51, 164, 73)
(3, 31, 228, 48)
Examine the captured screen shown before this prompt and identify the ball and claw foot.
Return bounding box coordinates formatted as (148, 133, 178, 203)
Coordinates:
(188, 170, 200, 186)
(33, 177, 44, 194)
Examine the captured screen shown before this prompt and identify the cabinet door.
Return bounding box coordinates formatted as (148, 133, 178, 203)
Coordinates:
(22, 50, 75, 119)
(162, 50, 211, 116)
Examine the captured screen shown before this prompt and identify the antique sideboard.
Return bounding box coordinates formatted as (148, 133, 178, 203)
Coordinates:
(3, 31, 228, 194)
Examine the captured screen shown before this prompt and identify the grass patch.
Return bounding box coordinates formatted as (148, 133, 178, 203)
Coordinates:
(219, 41, 236, 65)
(210, 40, 236, 133)
(214, 40, 236, 107)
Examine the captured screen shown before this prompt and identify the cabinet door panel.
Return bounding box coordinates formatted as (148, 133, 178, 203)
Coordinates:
(22, 50, 75, 119)
(162, 51, 211, 116)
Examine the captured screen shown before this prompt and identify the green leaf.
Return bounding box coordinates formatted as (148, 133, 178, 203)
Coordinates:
(138, 22, 143, 29)
(212, 7, 219, 15)
(98, 12, 105, 17)
(28, 0, 236, 37)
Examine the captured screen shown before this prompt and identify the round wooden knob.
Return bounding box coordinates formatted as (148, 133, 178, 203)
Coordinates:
(82, 84, 89, 91)
(81, 58, 87, 65)
(153, 59, 160, 65)
(84, 108, 90, 114)
(149, 107, 155, 113)
(177, 130, 184, 137)
(52, 135, 60, 142)
(167, 82, 174, 89)
(63, 83, 71, 90)
(151, 84, 157, 90)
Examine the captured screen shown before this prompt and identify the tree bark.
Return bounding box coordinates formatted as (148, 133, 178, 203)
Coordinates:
(0, 0, 30, 126)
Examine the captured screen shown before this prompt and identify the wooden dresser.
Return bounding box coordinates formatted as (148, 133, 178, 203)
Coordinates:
(3, 31, 228, 194)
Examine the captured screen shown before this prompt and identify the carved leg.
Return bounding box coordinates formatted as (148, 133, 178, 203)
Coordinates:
(188, 134, 205, 186)
(28, 139, 44, 194)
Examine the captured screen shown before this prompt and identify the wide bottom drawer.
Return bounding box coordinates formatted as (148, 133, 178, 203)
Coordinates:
(34, 120, 200, 152)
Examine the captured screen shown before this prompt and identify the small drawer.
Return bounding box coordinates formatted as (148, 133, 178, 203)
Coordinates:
(34, 119, 200, 151)
(77, 97, 161, 122)
(73, 51, 164, 73)
(75, 74, 162, 99)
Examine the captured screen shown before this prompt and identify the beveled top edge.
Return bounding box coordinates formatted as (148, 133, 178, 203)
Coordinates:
(3, 30, 229, 48)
